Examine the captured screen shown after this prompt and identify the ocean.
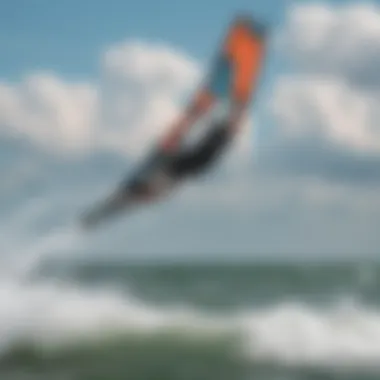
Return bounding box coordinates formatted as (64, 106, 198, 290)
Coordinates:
(1, 233, 380, 380)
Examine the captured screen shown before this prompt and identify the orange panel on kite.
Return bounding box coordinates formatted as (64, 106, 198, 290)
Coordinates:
(209, 15, 267, 104)
(160, 14, 267, 151)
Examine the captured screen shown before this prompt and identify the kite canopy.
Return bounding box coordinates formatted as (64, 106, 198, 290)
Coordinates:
(80, 14, 268, 229)
(160, 13, 267, 152)
(207, 14, 267, 104)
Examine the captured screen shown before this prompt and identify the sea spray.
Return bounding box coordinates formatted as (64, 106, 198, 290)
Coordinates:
(4, 224, 86, 281)
(0, 274, 380, 373)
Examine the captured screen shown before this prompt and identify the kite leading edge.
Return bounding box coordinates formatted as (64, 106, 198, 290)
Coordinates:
(80, 14, 268, 229)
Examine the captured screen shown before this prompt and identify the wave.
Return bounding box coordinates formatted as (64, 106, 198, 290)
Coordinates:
(0, 277, 380, 372)
(1, 219, 380, 375)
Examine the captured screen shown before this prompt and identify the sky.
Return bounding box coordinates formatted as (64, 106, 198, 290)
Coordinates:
(0, 0, 380, 261)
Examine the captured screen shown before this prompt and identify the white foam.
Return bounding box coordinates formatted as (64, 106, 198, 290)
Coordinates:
(1, 277, 380, 371)
(2, 207, 380, 371)
(241, 302, 380, 369)
(1, 223, 86, 282)
(0, 279, 227, 352)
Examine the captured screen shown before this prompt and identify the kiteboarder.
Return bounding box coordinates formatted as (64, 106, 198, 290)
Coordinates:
(125, 102, 246, 200)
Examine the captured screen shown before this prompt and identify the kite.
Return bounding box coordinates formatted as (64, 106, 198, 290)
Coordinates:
(80, 14, 268, 229)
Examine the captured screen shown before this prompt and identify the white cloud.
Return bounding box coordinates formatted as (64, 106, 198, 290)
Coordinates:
(0, 73, 97, 156)
(103, 40, 199, 97)
(0, 40, 253, 161)
(98, 40, 201, 159)
(279, 3, 380, 85)
(270, 75, 380, 154)
(267, 2, 380, 168)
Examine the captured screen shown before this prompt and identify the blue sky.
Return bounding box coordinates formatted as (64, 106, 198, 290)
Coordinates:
(1, 0, 380, 261)
(0, 0, 278, 79)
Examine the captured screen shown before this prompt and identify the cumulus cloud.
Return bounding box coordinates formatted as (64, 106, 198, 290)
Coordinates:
(0, 40, 253, 161)
(279, 3, 380, 87)
(0, 41, 198, 158)
(0, 74, 97, 156)
(264, 2, 380, 183)
(98, 40, 201, 159)
(270, 75, 380, 154)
